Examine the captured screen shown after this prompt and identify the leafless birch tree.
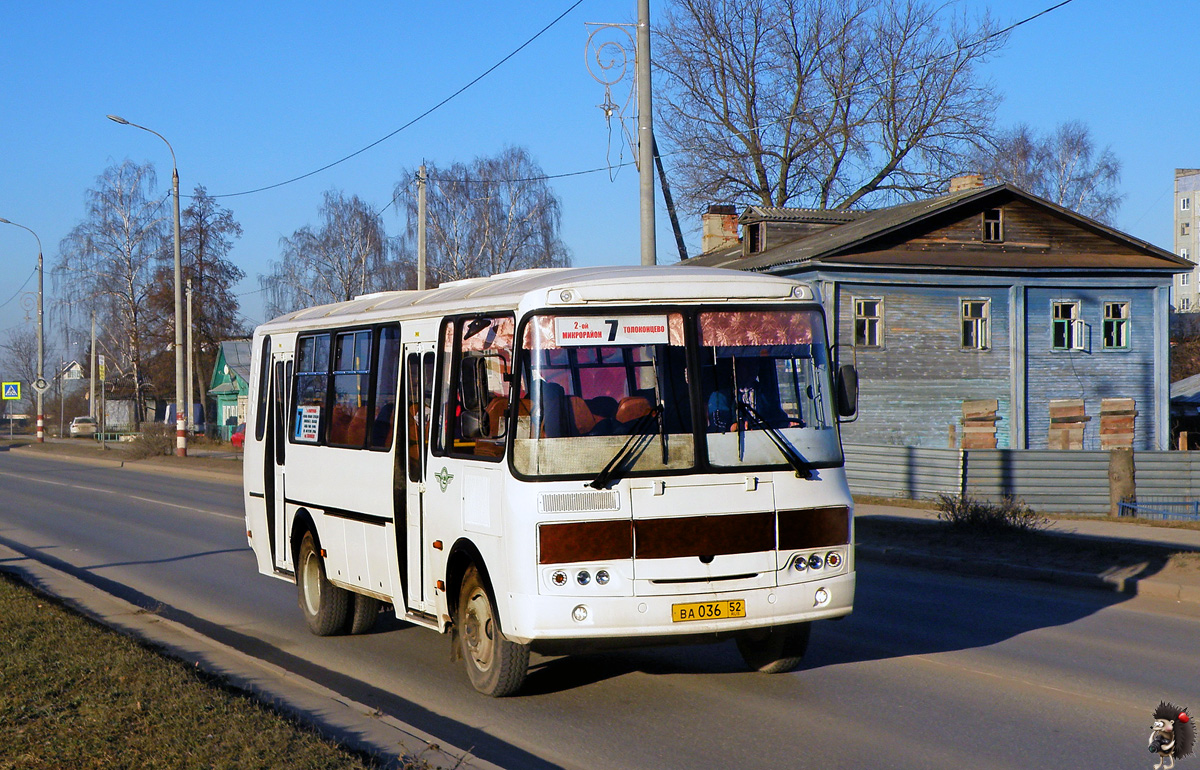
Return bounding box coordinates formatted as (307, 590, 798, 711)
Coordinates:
(394, 146, 571, 284)
(261, 191, 400, 317)
(655, 0, 1005, 212)
(972, 120, 1123, 224)
(55, 160, 168, 425)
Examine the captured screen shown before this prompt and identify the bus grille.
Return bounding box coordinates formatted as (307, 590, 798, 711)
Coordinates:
(538, 490, 621, 514)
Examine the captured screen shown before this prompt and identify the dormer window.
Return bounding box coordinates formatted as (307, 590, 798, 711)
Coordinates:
(982, 208, 1003, 243)
(745, 222, 764, 254)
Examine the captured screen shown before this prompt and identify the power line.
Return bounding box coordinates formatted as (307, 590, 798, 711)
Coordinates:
(379, 0, 1075, 192)
(210, 0, 587, 200)
(0, 267, 36, 312)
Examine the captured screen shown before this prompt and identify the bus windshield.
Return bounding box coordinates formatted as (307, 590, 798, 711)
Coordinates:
(511, 307, 841, 480)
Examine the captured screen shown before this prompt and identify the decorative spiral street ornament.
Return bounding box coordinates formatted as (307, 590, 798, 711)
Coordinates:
(20, 292, 35, 324)
(585, 22, 639, 174)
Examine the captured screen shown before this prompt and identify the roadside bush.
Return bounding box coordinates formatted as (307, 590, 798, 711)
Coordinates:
(934, 493, 1049, 534)
(127, 423, 174, 459)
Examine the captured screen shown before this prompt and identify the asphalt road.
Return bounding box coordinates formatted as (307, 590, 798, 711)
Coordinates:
(1, 450, 1197, 769)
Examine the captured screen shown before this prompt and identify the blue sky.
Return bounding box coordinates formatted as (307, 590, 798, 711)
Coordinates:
(0, 0, 1194, 352)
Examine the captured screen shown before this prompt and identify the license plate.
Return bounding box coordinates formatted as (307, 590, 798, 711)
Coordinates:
(671, 599, 746, 623)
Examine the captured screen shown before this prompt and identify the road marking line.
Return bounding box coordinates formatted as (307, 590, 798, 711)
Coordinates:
(0, 470, 240, 521)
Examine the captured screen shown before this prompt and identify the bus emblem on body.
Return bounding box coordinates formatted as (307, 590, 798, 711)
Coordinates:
(435, 466, 454, 493)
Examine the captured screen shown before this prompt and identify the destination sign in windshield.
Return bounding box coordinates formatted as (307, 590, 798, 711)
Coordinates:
(553, 315, 670, 346)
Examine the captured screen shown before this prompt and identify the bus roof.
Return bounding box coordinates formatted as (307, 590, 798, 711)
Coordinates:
(255, 265, 811, 334)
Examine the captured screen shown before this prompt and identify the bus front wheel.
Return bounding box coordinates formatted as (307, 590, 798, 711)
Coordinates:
(737, 622, 811, 674)
(457, 565, 529, 697)
(297, 531, 350, 636)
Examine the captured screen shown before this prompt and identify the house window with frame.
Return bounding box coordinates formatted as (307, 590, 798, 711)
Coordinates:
(1184, 298, 1193, 311)
(1183, 272, 1191, 287)
(1183, 248, 1191, 261)
(961, 299, 990, 350)
(982, 209, 1003, 243)
(1183, 198, 1192, 211)
(1183, 221, 1191, 237)
(1102, 302, 1130, 350)
(854, 298, 883, 347)
(1052, 301, 1083, 350)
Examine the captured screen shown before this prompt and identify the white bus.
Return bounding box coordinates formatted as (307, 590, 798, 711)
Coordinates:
(243, 266, 858, 696)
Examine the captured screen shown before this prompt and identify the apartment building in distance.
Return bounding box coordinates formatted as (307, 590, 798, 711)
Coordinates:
(1176, 168, 1200, 311)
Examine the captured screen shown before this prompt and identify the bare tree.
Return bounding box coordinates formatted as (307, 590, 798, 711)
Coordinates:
(973, 121, 1123, 224)
(55, 160, 168, 426)
(145, 185, 247, 396)
(0, 326, 41, 415)
(655, 0, 1005, 212)
(394, 146, 571, 284)
(260, 191, 401, 318)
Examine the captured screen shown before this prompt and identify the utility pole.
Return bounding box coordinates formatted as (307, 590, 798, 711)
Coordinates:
(417, 164, 427, 291)
(186, 278, 194, 439)
(90, 314, 96, 418)
(637, 0, 656, 266)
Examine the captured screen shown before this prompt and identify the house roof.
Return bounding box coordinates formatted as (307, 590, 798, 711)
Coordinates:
(218, 340, 253, 385)
(686, 183, 1191, 274)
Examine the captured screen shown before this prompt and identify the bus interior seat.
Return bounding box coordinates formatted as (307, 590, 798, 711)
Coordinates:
(614, 396, 652, 427)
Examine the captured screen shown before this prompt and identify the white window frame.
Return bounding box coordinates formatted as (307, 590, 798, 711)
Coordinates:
(1184, 297, 1193, 312)
(1183, 197, 1192, 211)
(1182, 248, 1191, 261)
(960, 298, 990, 350)
(1052, 301, 1085, 351)
(1183, 272, 1191, 287)
(982, 208, 1003, 243)
(1102, 301, 1130, 350)
(854, 298, 883, 348)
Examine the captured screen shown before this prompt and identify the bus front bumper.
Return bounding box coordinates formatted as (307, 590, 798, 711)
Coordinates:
(502, 571, 854, 647)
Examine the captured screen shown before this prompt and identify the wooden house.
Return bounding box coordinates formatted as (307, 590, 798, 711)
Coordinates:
(685, 182, 1190, 450)
(208, 340, 252, 440)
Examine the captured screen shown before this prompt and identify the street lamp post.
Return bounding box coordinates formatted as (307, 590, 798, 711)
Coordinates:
(107, 114, 187, 457)
(0, 217, 45, 443)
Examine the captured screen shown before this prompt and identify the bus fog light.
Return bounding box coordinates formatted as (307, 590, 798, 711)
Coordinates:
(814, 587, 830, 607)
(577, 570, 591, 586)
(551, 570, 567, 587)
(572, 604, 589, 622)
(808, 553, 824, 570)
(792, 555, 808, 571)
(825, 551, 842, 569)
(595, 569, 610, 585)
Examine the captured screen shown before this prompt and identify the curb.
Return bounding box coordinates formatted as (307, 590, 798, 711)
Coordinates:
(8, 444, 242, 485)
(0, 543, 500, 770)
(857, 544, 1200, 605)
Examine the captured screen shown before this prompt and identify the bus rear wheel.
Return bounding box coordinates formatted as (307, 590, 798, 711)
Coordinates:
(737, 622, 811, 674)
(457, 565, 529, 697)
(297, 531, 350, 636)
(345, 594, 381, 635)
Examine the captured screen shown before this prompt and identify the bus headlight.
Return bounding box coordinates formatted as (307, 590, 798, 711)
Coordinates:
(825, 551, 842, 569)
(577, 570, 591, 586)
(551, 570, 567, 587)
(595, 569, 610, 585)
(572, 604, 589, 622)
(808, 553, 824, 570)
(814, 587, 830, 607)
(792, 555, 808, 571)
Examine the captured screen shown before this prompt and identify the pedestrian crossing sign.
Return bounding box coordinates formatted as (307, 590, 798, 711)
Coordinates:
(2, 382, 19, 400)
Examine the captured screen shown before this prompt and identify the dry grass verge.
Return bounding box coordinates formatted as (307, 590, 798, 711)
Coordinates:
(0, 572, 384, 770)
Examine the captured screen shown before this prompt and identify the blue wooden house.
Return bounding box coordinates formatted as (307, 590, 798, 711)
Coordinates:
(208, 340, 252, 440)
(687, 182, 1190, 450)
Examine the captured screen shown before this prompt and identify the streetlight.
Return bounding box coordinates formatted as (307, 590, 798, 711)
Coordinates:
(0, 217, 45, 443)
(107, 114, 187, 457)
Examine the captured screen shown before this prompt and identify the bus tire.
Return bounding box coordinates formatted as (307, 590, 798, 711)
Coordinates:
(736, 622, 811, 674)
(457, 565, 529, 697)
(345, 594, 381, 635)
(297, 530, 350, 636)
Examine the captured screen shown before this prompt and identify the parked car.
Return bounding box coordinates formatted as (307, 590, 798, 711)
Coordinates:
(230, 423, 246, 449)
(69, 416, 97, 438)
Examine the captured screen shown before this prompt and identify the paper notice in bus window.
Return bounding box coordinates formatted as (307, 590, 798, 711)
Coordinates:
(295, 405, 320, 442)
(554, 315, 669, 346)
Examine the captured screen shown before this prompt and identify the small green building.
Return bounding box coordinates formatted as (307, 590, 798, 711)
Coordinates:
(209, 340, 252, 440)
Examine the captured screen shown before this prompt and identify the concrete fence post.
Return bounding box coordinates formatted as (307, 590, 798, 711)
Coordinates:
(1109, 448, 1135, 517)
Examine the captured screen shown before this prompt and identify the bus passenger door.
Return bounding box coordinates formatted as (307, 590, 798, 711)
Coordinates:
(266, 353, 293, 573)
(402, 343, 437, 614)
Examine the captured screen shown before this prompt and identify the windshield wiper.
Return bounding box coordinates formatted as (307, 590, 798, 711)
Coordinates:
(589, 405, 661, 489)
(735, 398, 813, 479)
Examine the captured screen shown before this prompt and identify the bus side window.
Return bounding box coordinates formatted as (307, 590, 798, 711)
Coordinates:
(370, 326, 401, 450)
(446, 315, 514, 460)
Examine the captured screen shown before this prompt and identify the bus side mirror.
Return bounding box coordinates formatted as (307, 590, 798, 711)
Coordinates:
(835, 364, 858, 420)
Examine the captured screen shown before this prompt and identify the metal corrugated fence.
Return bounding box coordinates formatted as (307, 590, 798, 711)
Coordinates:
(844, 444, 1200, 515)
